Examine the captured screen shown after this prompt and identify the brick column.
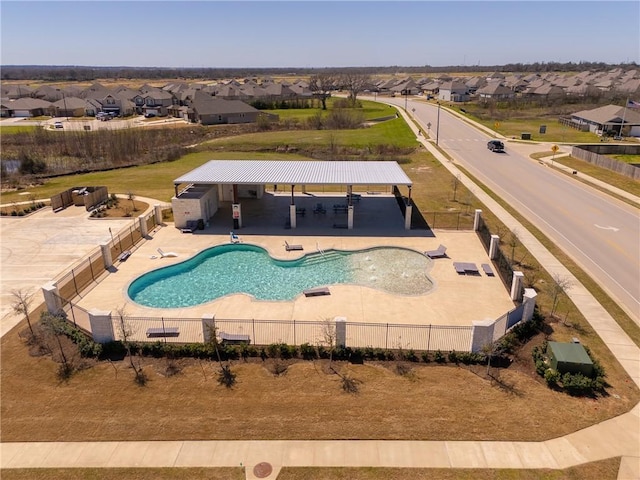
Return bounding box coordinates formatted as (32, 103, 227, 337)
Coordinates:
(489, 235, 500, 259)
(89, 309, 115, 343)
(41, 282, 62, 314)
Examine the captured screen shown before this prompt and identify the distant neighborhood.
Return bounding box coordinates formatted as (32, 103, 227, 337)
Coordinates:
(2, 67, 640, 136)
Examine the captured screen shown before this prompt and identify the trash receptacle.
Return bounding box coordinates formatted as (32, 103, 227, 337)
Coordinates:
(521, 132, 531, 140)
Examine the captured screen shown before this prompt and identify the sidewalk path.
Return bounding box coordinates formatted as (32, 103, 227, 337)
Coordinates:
(1, 109, 638, 480)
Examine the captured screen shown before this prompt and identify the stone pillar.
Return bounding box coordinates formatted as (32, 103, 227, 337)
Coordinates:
(100, 242, 113, 269)
(289, 204, 297, 229)
(138, 215, 148, 237)
(347, 205, 354, 229)
(404, 204, 412, 230)
(154, 204, 163, 225)
(510, 271, 525, 301)
(522, 288, 538, 322)
(471, 318, 495, 353)
(89, 309, 115, 343)
(473, 209, 482, 231)
(489, 235, 500, 259)
(202, 314, 216, 343)
(41, 282, 62, 314)
(335, 316, 346, 348)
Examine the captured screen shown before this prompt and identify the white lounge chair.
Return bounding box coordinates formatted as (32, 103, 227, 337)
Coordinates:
(157, 248, 178, 258)
(425, 244, 447, 259)
(285, 240, 303, 251)
(230, 231, 241, 244)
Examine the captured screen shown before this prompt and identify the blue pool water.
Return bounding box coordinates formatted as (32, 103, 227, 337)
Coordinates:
(128, 244, 432, 308)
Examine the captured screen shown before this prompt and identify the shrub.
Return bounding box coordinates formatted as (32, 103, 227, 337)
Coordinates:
(544, 368, 561, 386)
(421, 351, 431, 363)
(448, 350, 459, 364)
(434, 350, 446, 363)
(217, 364, 236, 388)
(300, 343, 317, 360)
(405, 349, 419, 362)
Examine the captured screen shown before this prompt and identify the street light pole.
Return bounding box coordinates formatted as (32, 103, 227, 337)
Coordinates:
(404, 89, 408, 111)
(436, 102, 441, 145)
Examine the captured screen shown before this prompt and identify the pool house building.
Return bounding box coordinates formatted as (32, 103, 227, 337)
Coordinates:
(172, 160, 414, 231)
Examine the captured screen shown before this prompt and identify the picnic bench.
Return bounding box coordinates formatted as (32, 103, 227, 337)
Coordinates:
(333, 204, 348, 214)
(303, 286, 331, 297)
(146, 327, 180, 338)
(219, 332, 251, 345)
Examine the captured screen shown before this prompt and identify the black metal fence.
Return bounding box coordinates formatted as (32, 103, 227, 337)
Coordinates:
(108, 316, 474, 352)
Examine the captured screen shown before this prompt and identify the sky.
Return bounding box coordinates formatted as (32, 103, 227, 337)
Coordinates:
(1, 1, 639, 68)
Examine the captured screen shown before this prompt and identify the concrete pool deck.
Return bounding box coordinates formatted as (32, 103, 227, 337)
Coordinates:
(74, 225, 515, 340)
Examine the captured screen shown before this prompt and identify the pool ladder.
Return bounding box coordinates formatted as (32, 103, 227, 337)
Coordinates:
(316, 242, 325, 257)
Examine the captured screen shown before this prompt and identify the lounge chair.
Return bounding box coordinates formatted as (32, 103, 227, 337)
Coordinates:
(285, 240, 303, 251)
(230, 231, 241, 244)
(481, 263, 495, 276)
(157, 248, 178, 258)
(303, 286, 330, 297)
(425, 244, 447, 259)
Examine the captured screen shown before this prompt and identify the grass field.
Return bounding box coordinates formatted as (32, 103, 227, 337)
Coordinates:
(0, 458, 621, 480)
(1, 314, 638, 444)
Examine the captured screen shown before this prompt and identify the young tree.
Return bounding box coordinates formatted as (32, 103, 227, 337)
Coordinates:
(546, 273, 573, 316)
(451, 174, 461, 202)
(11, 288, 35, 337)
(115, 306, 146, 385)
(309, 73, 337, 110)
(506, 229, 520, 265)
(40, 312, 75, 379)
(127, 191, 137, 212)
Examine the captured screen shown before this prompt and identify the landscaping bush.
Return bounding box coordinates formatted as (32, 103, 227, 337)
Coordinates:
(434, 350, 446, 363)
(299, 342, 317, 360)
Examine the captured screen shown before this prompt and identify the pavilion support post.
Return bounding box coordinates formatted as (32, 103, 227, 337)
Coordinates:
(404, 204, 412, 230)
(347, 185, 353, 206)
(348, 205, 354, 229)
(290, 204, 297, 229)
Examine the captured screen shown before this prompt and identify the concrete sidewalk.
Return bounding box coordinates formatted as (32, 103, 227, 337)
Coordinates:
(1, 402, 638, 477)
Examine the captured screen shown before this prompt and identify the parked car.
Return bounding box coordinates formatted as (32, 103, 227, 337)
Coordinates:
(53, 122, 63, 129)
(487, 140, 505, 152)
(144, 112, 156, 118)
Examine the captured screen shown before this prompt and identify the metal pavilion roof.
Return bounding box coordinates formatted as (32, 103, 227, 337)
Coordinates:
(174, 160, 412, 186)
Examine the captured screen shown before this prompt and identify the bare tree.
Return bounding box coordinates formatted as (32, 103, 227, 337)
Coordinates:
(340, 73, 372, 106)
(127, 191, 137, 212)
(11, 288, 35, 336)
(545, 273, 573, 316)
(506, 229, 520, 265)
(451, 174, 461, 202)
(320, 318, 337, 371)
(40, 312, 75, 380)
(309, 73, 337, 110)
(115, 306, 146, 385)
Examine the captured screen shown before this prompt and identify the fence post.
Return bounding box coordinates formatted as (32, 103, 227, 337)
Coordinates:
(470, 319, 495, 353)
(100, 242, 113, 269)
(489, 235, 500, 259)
(473, 209, 482, 231)
(522, 288, 538, 322)
(202, 314, 215, 343)
(510, 271, 525, 301)
(335, 317, 346, 348)
(293, 319, 296, 345)
(88, 309, 115, 343)
(71, 268, 79, 296)
(154, 204, 163, 225)
(385, 323, 389, 350)
(42, 282, 63, 314)
(88, 255, 95, 281)
(138, 215, 148, 238)
(427, 324, 431, 351)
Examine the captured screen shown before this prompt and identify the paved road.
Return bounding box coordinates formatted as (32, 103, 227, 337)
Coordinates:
(386, 96, 640, 324)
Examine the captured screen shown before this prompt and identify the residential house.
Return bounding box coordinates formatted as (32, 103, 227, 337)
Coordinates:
(438, 81, 469, 102)
(132, 90, 174, 116)
(464, 77, 487, 94)
(0, 84, 34, 99)
(49, 96, 87, 117)
(189, 90, 270, 125)
(3, 97, 52, 117)
(476, 82, 515, 101)
(570, 104, 640, 137)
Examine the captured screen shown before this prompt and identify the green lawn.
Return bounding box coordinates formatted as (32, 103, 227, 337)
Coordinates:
(0, 125, 39, 134)
(610, 154, 640, 165)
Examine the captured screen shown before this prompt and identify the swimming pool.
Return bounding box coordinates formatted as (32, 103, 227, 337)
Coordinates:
(128, 244, 433, 308)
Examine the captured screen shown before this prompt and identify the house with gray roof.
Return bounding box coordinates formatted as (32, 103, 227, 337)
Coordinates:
(476, 82, 515, 101)
(189, 90, 272, 125)
(571, 104, 640, 137)
(438, 81, 469, 102)
(50, 96, 88, 117)
(3, 97, 52, 117)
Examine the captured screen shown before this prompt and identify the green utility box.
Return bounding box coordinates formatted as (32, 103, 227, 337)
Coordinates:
(546, 341, 593, 376)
